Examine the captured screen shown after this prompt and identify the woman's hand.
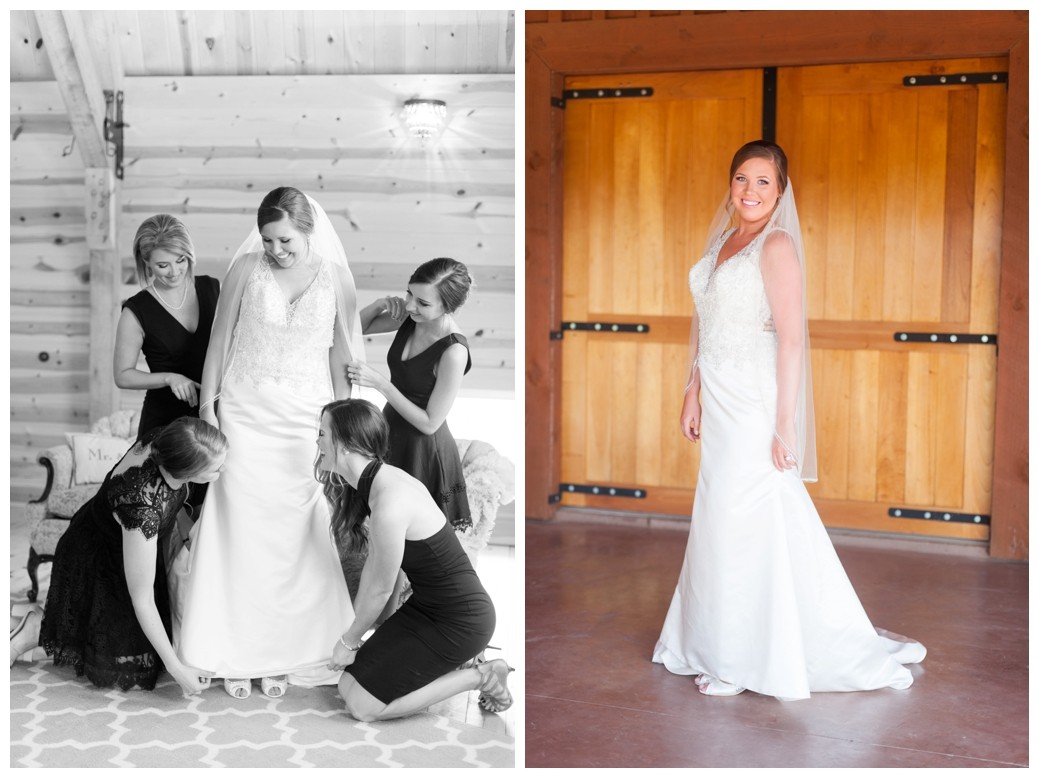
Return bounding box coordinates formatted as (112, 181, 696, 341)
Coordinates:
(380, 296, 408, 321)
(170, 661, 213, 697)
(772, 427, 797, 472)
(346, 360, 387, 392)
(327, 640, 358, 672)
(680, 390, 701, 443)
(166, 374, 200, 407)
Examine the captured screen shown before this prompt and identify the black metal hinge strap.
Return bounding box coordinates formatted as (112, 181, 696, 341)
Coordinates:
(560, 321, 650, 334)
(893, 332, 996, 345)
(555, 87, 654, 108)
(903, 72, 1007, 87)
(103, 90, 126, 180)
(561, 483, 647, 498)
(889, 507, 990, 526)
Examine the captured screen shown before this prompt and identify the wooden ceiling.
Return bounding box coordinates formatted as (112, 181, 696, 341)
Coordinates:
(10, 10, 516, 81)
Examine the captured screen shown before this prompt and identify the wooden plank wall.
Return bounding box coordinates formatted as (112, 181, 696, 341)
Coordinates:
(11, 73, 515, 504)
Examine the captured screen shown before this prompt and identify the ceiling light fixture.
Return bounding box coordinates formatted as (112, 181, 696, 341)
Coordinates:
(402, 98, 447, 141)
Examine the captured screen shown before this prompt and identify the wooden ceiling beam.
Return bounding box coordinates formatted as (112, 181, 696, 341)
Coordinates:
(34, 10, 116, 168)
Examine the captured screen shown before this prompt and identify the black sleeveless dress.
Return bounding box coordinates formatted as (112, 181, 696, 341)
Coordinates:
(384, 317, 473, 531)
(344, 461, 495, 704)
(121, 275, 219, 438)
(39, 449, 187, 691)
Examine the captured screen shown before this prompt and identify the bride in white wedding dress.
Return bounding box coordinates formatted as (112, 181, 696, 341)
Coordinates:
(176, 187, 364, 699)
(652, 141, 925, 700)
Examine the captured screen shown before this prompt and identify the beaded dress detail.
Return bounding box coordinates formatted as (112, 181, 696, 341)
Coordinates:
(225, 258, 335, 392)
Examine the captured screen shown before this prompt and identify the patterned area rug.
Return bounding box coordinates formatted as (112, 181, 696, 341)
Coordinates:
(10, 660, 514, 768)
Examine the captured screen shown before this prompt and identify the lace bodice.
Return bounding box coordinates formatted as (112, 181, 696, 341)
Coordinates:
(226, 257, 336, 391)
(688, 229, 776, 370)
(109, 457, 187, 540)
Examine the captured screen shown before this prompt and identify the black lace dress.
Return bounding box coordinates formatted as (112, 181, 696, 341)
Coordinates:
(344, 461, 495, 704)
(39, 451, 187, 690)
(384, 317, 473, 531)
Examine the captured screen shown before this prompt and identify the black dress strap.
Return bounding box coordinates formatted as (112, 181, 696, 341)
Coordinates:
(356, 459, 383, 515)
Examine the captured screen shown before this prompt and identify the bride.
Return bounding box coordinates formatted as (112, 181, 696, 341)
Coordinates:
(176, 186, 364, 699)
(652, 141, 926, 699)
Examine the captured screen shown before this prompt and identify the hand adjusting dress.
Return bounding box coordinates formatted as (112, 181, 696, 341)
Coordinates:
(652, 229, 926, 700)
(384, 317, 473, 531)
(39, 450, 187, 690)
(345, 460, 495, 704)
(176, 255, 353, 685)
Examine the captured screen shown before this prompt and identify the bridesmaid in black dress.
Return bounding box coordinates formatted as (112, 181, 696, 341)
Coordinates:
(349, 258, 473, 531)
(316, 400, 512, 721)
(9, 418, 227, 694)
(114, 214, 219, 513)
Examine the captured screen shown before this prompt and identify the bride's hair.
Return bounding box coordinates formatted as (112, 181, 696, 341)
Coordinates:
(257, 186, 316, 237)
(317, 399, 389, 552)
(729, 140, 789, 194)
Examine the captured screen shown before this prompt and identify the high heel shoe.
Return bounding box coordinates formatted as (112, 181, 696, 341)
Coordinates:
(223, 678, 252, 699)
(695, 674, 745, 697)
(10, 609, 40, 667)
(260, 676, 287, 698)
(476, 658, 515, 714)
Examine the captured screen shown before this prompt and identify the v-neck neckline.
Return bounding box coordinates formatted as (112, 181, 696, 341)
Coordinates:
(267, 257, 323, 307)
(401, 319, 457, 362)
(146, 277, 200, 335)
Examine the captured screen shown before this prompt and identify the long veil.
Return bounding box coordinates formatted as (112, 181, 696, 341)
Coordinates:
(693, 180, 817, 482)
(199, 194, 365, 413)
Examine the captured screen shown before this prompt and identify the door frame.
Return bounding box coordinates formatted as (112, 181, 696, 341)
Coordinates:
(525, 10, 1028, 559)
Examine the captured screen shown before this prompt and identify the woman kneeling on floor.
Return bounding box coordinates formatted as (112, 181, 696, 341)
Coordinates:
(10, 418, 226, 695)
(317, 399, 512, 721)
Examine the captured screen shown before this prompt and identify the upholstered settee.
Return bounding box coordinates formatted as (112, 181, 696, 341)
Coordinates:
(23, 409, 142, 601)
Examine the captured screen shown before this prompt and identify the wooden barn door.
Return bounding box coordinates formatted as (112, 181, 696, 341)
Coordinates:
(779, 57, 1006, 541)
(559, 70, 761, 516)
(560, 57, 1005, 542)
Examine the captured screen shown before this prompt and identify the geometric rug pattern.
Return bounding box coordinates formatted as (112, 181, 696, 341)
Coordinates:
(11, 660, 515, 768)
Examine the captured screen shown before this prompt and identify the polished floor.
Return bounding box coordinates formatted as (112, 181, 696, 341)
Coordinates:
(526, 511, 1028, 768)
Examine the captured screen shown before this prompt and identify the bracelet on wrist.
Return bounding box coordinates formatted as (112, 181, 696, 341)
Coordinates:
(339, 635, 363, 652)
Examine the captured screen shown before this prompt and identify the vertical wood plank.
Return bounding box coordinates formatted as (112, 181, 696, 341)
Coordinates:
(524, 52, 564, 518)
(904, 352, 935, 506)
(910, 90, 947, 322)
(989, 36, 1028, 558)
(881, 91, 917, 322)
(875, 351, 908, 503)
(969, 85, 1006, 332)
(963, 346, 996, 512)
(932, 352, 967, 507)
(86, 167, 120, 422)
(941, 89, 978, 324)
(823, 96, 859, 321)
(852, 93, 885, 321)
(846, 350, 879, 501)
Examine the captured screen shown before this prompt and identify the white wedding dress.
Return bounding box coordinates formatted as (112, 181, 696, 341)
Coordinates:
(652, 232, 925, 700)
(175, 255, 353, 685)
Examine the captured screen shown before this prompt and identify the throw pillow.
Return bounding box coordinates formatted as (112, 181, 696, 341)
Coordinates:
(65, 433, 131, 486)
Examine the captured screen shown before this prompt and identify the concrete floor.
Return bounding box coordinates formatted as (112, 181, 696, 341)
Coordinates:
(525, 512, 1028, 768)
